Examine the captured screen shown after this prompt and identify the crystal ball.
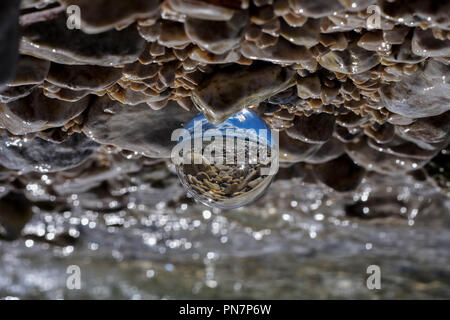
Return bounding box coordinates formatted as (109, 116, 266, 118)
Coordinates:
(172, 109, 279, 209)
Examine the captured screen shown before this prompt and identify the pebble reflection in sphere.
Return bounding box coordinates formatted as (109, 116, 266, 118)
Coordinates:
(172, 109, 279, 209)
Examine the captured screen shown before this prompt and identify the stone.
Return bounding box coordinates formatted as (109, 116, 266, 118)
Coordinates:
(192, 63, 295, 124)
(0, 131, 99, 173)
(8, 55, 50, 87)
(0, 88, 90, 135)
(20, 15, 146, 66)
(286, 113, 335, 144)
(83, 96, 196, 158)
(313, 154, 365, 192)
(0, 0, 20, 88)
(380, 60, 450, 118)
(47, 63, 122, 91)
(185, 11, 248, 55)
(58, 0, 161, 34)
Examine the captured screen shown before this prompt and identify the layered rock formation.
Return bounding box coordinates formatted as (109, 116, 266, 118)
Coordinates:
(0, 0, 449, 241)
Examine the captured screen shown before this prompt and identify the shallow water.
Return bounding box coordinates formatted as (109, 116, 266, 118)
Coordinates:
(1, 173, 449, 300)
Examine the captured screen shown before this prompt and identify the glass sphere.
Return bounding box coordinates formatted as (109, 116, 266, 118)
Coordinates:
(173, 109, 279, 209)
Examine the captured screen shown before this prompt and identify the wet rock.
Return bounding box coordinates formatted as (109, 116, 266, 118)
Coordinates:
(380, 0, 450, 31)
(364, 123, 395, 144)
(0, 84, 37, 104)
(0, 192, 33, 240)
(338, 0, 376, 12)
(305, 138, 345, 164)
(83, 96, 195, 158)
(267, 86, 298, 105)
(412, 28, 450, 57)
(0, 0, 20, 88)
(8, 55, 50, 87)
(192, 63, 295, 124)
(367, 137, 437, 160)
(0, 131, 99, 173)
(383, 25, 410, 45)
(296, 74, 321, 99)
(241, 37, 315, 65)
(158, 21, 191, 48)
(279, 131, 321, 163)
(52, 155, 141, 196)
(313, 154, 365, 192)
(346, 137, 431, 175)
(47, 63, 122, 91)
(396, 111, 450, 150)
(288, 0, 344, 18)
(317, 43, 380, 74)
(0, 89, 90, 135)
(380, 60, 450, 118)
(286, 113, 335, 144)
(58, 0, 161, 34)
(189, 47, 240, 64)
(168, 0, 235, 21)
(44, 87, 90, 102)
(357, 31, 391, 53)
(279, 18, 320, 47)
(334, 125, 362, 143)
(185, 11, 248, 54)
(20, 15, 146, 66)
(383, 38, 426, 64)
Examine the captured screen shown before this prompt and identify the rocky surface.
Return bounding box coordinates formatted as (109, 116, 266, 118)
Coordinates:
(0, 0, 449, 299)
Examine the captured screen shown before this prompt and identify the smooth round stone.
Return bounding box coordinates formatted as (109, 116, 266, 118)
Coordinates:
(174, 110, 278, 209)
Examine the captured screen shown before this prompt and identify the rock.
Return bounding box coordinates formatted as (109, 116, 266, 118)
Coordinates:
(158, 21, 191, 48)
(338, 0, 377, 11)
(305, 138, 345, 164)
(0, 0, 20, 88)
(380, 60, 450, 118)
(345, 137, 432, 175)
(412, 28, 450, 57)
(192, 63, 295, 124)
(240, 37, 315, 65)
(279, 18, 320, 47)
(288, 0, 344, 18)
(185, 11, 248, 54)
(317, 43, 380, 74)
(0, 131, 99, 173)
(20, 15, 146, 66)
(83, 96, 196, 158)
(0, 88, 90, 135)
(396, 111, 450, 150)
(0, 84, 37, 103)
(8, 55, 50, 87)
(367, 137, 438, 160)
(364, 123, 395, 144)
(334, 125, 362, 143)
(286, 113, 335, 144)
(47, 63, 122, 91)
(0, 192, 33, 240)
(278, 131, 321, 163)
(296, 74, 321, 99)
(58, 0, 161, 34)
(383, 38, 426, 64)
(168, 0, 235, 21)
(313, 154, 365, 192)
